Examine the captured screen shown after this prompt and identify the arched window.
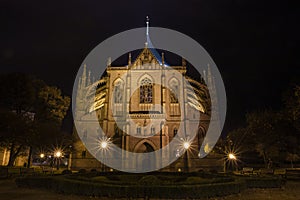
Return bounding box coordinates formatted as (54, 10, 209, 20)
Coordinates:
(137, 126, 141, 135)
(169, 79, 179, 103)
(113, 80, 124, 103)
(151, 126, 155, 135)
(173, 128, 178, 136)
(114, 124, 119, 137)
(140, 77, 153, 103)
(82, 150, 86, 158)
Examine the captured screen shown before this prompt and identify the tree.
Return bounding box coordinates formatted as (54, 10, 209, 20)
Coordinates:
(0, 73, 70, 166)
(218, 84, 300, 168)
(245, 110, 285, 167)
(0, 108, 32, 166)
(283, 85, 300, 131)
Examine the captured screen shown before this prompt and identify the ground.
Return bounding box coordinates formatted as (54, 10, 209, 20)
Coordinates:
(0, 178, 299, 200)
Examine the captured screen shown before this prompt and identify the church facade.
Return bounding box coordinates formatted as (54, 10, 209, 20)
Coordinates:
(71, 42, 222, 172)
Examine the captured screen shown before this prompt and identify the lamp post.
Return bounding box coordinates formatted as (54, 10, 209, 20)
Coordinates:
(224, 153, 236, 173)
(183, 141, 190, 172)
(54, 150, 62, 170)
(67, 145, 72, 170)
(99, 138, 110, 172)
(40, 153, 45, 164)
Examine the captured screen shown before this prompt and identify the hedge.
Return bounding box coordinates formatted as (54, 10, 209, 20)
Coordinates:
(244, 176, 285, 188)
(15, 176, 245, 198)
(15, 174, 285, 199)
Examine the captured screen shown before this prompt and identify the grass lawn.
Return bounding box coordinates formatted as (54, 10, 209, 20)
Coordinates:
(0, 178, 299, 200)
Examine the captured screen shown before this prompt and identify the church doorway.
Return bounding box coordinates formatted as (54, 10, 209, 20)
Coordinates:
(135, 142, 155, 171)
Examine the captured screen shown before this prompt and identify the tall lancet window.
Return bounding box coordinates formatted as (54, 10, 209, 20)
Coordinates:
(114, 80, 124, 103)
(113, 79, 124, 115)
(169, 79, 180, 116)
(140, 77, 153, 103)
(169, 79, 179, 103)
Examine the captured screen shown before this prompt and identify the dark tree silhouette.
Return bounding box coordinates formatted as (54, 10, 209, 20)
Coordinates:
(0, 73, 70, 166)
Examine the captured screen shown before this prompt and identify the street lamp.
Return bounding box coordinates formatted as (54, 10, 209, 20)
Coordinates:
(224, 152, 237, 173)
(181, 139, 191, 172)
(100, 141, 108, 149)
(54, 150, 62, 170)
(98, 137, 111, 172)
(183, 141, 191, 150)
(228, 153, 236, 160)
(40, 153, 45, 159)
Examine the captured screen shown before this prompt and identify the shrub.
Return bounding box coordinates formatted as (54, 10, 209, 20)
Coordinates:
(15, 175, 246, 198)
(244, 177, 285, 188)
(186, 176, 206, 184)
(90, 169, 97, 173)
(138, 175, 160, 185)
(78, 169, 87, 174)
(61, 170, 72, 175)
(91, 176, 108, 182)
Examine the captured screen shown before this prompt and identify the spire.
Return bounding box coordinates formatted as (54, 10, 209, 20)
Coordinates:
(207, 64, 213, 90)
(146, 16, 149, 36)
(182, 57, 186, 67)
(128, 53, 131, 66)
(87, 70, 91, 86)
(107, 57, 111, 67)
(161, 52, 165, 66)
(81, 64, 87, 88)
(78, 77, 82, 89)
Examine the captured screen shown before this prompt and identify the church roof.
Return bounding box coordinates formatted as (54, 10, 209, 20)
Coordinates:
(132, 16, 168, 67)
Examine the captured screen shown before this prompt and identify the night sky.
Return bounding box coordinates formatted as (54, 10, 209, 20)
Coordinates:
(0, 0, 299, 133)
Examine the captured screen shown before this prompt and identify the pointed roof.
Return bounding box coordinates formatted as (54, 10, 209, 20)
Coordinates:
(132, 45, 161, 66)
(132, 16, 168, 67)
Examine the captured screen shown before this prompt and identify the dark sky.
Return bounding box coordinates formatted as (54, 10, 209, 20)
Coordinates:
(0, 0, 299, 133)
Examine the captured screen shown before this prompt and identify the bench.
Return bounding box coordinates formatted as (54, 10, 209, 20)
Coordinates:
(40, 166, 53, 174)
(286, 169, 300, 180)
(241, 167, 253, 175)
(274, 169, 286, 177)
(259, 168, 274, 174)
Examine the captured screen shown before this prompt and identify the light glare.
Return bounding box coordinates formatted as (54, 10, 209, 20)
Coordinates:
(183, 141, 190, 150)
(101, 141, 108, 149)
(228, 153, 236, 160)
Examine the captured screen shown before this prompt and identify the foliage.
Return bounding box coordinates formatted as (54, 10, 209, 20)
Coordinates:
(15, 175, 247, 198)
(61, 169, 72, 175)
(223, 85, 300, 167)
(0, 73, 70, 166)
(36, 86, 70, 123)
(243, 176, 285, 188)
(78, 169, 87, 174)
(138, 175, 160, 185)
(282, 85, 300, 131)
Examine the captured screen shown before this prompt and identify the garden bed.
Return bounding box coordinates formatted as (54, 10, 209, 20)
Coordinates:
(15, 173, 285, 199)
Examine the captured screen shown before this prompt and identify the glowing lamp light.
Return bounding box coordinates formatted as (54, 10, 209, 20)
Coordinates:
(100, 141, 108, 149)
(55, 151, 62, 158)
(228, 153, 236, 160)
(40, 153, 45, 158)
(183, 141, 190, 150)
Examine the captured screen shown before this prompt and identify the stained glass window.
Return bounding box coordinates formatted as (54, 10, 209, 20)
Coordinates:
(140, 77, 153, 103)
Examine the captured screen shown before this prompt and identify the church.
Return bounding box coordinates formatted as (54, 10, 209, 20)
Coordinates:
(71, 20, 222, 172)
